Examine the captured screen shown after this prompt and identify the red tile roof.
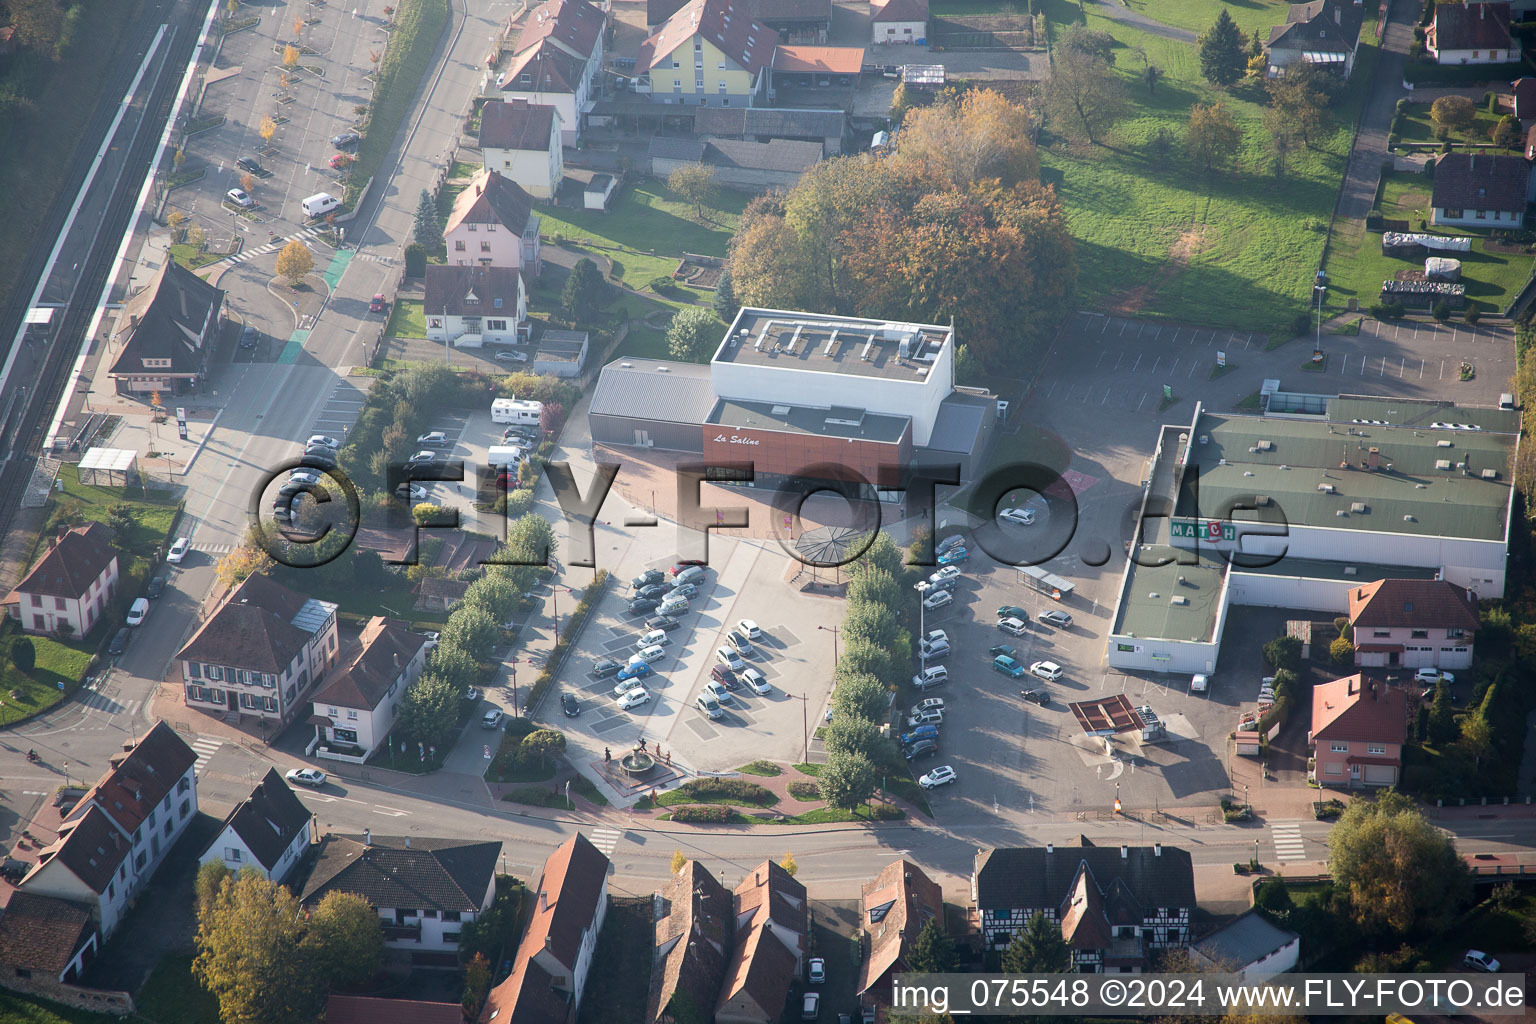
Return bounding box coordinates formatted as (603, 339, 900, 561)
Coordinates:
(64, 721, 197, 836)
(0, 892, 94, 974)
(326, 994, 465, 1024)
(857, 859, 941, 996)
(771, 45, 864, 74)
(717, 921, 798, 1020)
(1431, 1, 1511, 51)
(638, 0, 778, 76)
(4, 522, 117, 602)
(445, 170, 538, 235)
(1348, 578, 1480, 632)
(735, 858, 808, 938)
(514, 0, 604, 61)
(1311, 674, 1408, 746)
(311, 616, 427, 712)
(1057, 863, 1112, 952)
(648, 860, 734, 1023)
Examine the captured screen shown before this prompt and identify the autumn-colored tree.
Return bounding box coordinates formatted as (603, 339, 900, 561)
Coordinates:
(728, 199, 817, 310)
(240, 171, 256, 194)
(226, 0, 240, 17)
(1185, 102, 1243, 172)
(1263, 105, 1300, 176)
(259, 114, 277, 144)
(1430, 94, 1475, 133)
(892, 87, 1040, 188)
(166, 209, 188, 241)
(276, 240, 314, 285)
(283, 43, 300, 67)
(187, 224, 206, 250)
(670, 849, 688, 874)
(215, 545, 275, 588)
(667, 162, 718, 220)
(172, 146, 186, 170)
(292, 15, 305, 35)
(193, 870, 317, 1023)
(463, 953, 492, 1017)
(1491, 113, 1522, 149)
(1329, 790, 1470, 935)
(1267, 68, 1331, 148)
(9, 0, 65, 59)
(301, 890, 383, 987)
(779, 851, 799, 876)
(150, 389, 163, 410)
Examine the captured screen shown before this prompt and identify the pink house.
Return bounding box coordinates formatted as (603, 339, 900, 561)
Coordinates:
(443, 170, 542, 276)
(1310, 674, 1407, 788)
(2, 523, 120, 637)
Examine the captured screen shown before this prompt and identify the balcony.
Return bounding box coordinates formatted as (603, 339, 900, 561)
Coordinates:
(382, 922, 422, 943)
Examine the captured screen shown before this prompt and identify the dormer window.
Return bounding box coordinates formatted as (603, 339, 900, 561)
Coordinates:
(464, 290, 480, 305)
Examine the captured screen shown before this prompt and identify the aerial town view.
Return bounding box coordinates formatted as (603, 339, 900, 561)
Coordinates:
(0, 0, 1535, 1019)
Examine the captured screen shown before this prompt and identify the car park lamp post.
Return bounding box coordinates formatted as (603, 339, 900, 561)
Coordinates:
(817, 624, 839, 663)
(549, 584, 581, 645)
(791, 693, 808, 764)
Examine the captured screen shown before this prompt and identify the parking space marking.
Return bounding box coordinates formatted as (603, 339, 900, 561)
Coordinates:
(1120, 320, 1130, 336)
(1150, 356, 1160, 373)
(1095, 351, 1106, 368)
(1419, 359, 1425, 378)
(1187, 361, 1198, 378)
(1132, 354, 1142, 372)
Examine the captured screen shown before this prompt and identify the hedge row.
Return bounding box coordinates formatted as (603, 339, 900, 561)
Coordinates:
(670, 805, 737, 823)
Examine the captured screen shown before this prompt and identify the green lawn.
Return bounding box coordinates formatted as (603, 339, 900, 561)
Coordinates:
(1393, 100, 1504, 147)
(1123, 0, 1300, 35)
(0, 993, 120, 1024)
(53, 464, 181, 555)
(738, 759, 782, 776)
(137, 955, 219, 1024)
(383, 298, 427, 338)
(0, 620, 96, 723)
(1323, 171, 1535, 314)
(1038, 0, 1373, 330)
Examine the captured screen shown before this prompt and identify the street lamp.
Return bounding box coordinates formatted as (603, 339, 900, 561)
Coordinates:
(817, 624, 840, 663)
(790, 693, 809, 764)
(549, 584, 581, 645)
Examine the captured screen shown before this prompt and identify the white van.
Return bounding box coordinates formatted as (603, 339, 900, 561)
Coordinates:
(486, 445, 525, 467)
(490, 398, 542, 424)
(1191, 674, 1209, 693)
(126, 597, 149, 626)
(697, 692, 723, 719)
(301, 192, 341, 218)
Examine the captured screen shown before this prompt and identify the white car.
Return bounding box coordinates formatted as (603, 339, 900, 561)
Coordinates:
(395, 482, 428, 501)
(226, 188, 254, 208)
(616, 687, 652, 711)
(922, 590, 953, 611)
(808, 957, 826, 985)
(705, 680, 733, 704)
(1415, 667, 1455, 685)
(636, 629, 671, 650)
(742, 667, 771, 694)
(289, 469, 322, 486)
(481, 708, 504, 729)
(417, 630, 440, 649)
(285, 767, 326, 787)
(921, 629, 948, 646)
(728, 630, 753, 656)
(416, 430, 449, 446)
(716, 646, 744, 671)
(907, 708, 944, 728)
(999, 507, 1036, 526)
(737, 618, 762, 640)
(919, 765, 957, 789)
(1464, 949, 1501, 973)
(929, 566, 962, 584)
(307, 434, 340, 449)
(636, 644, 667, 663)
(1030, 660, 1064, 682)
(167, 537, 189, 563)
(911, 697, 945, 716)
(494, 350, 530, 363)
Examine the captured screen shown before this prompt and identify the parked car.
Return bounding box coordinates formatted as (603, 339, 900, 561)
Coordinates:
(999, 507, 1036, 526)
(999, 617, 1031, 638)
(226, 188, 254, 208)
(370, 293, 388, 313)
(628, 598, 660, 615)
(658, 595, 689, 616)
(915, 576, 958, 595)
(1022, 688, 1052, 706)
(285, 767, 326, 787)
(617, 661, 652, 683)
(303, 446, 337, 465)
(993, 655, 1025, 678)
(997, 605, 1027, 621)
(929, 567, 961, 585)
(716, 646, 744, 671)
(126, 597, 149, 626)
(637, 629, 671, 649)
(465, 687, 481, 702)
(1038, 609, 1073, 628)
(482, 708, 504, 729)
(495, 350, 530, 363)
(616, 687, 652, 711)
(711, 664, 740, 690)
(737, 618, 762, 640)
(669, 581, 699, 599)
(634, 583, 669, 601)
(1415, 667, 1455, 685)
(394, 482, 428, 501)
(109, 627, 131, 655)
(561, 693, 581, 718)
(808, 958, 826, 985)
(937, 548, 969, 566)
(167, 537, 189, 563)
(593, 658, 622, 678)
(913, 666, 949, 691)
(919, 638, 950, 659)
(907, 708, 944, 728)
(1463, 950, 1501, 973)
(646, 615, 680, 632)
(900, 724, 939, 747)
(240, 325, 258, 348)
(989, 643, 1016, 658)
(308, 434, 340, 449)
(697, 692, 723, 719)
(633, 569, 666, 589)
(673, 563, 707, 584)
(704, 680, 733, 704)
(936, 534, 966, 555)
(330, 130, 360, 147)
(727, 629, 753, 656)
(802, 992, 821, 1021)
(236, 157, 266, 175)
(922, 590, 953, 611)
(635, 644, 667, 664)
(742, 667, 770, 694)
(417, 431, 449, 446)
(903, 738, 940, 761)
(910, 698, 945, 716)
(328, 152, 353, 169)
(919, 765, 957, 789)
(146, 575, 166, 599)
(289, 469, 322, 486)
(407, 450, 437, 464)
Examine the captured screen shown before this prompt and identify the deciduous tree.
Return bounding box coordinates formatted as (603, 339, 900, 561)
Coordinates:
(831, 671, 892, 722)
(193, 870, 317, 1024)
(562, 257, 606, 323)
(817, 750, 879, 811)
(1491, 113, 1522, 149)
(893, 87, 1040, 188)
(275, 240, 313, 285)
(779, 851, 799, 876)
(667, 305, 721, 361)
(670, 849, 687, 874)
(259, 115, 277, 145)
(442, 605, 500, 661)
(215, 546, 274, 588)
(1198, 9, 1247, 86)
(9, 0, 66, 59)
(283, 43, 300, 67)
(396, 672, 460, 750)
(1185, 102, 1243, 172)
(842, 601, 911, 662)
(1431, 94, 1476, 133)
(302, 890, 383, 987)
(667, 163, 718, 220)
(10, 637, 35, 674)
(1327, 790, 1470, 934)
(426, 640, 479, 692)
(463, 574, 521, 622)
(519, 728, 567, 769)
(1045, 28, 1124, 144)
(823, 715, 890, 765)
(1002, 911, 1070, 973)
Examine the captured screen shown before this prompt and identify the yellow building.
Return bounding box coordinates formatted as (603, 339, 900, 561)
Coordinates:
(636, 0, 775, 105)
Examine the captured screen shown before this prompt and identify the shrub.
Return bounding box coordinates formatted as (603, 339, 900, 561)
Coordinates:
(1432, 299, 1452, 321)
(647, 274, 680, 296)
(10, 637, 35, 674)
(869, 802, 905, 820)
(1291, 313, 1311, 336)
(1366, 210, 1384, 230)
(787, 781, 820, 801)
(404, 243, 426, 277)
(1329, 635, 1355, 665)
(670, 804, 734, 823)
(675, 778, 776, 805)
(1262, 635, 1302, 672)
(1465, 307, 1481, 324)
(1314, 798, 1346, 820)
(1370, 300, 1406, 320)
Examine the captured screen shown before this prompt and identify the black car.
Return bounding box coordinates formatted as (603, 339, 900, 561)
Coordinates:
(632, 569, 666, 589)
(146, 575, 166, 599)
(108, 628, 131, 655)
(561, 693, 581, 717)
(240, 325, 258, 348)
(1021, 688, 1051, 706)
(331, 131, 360, 148)
(503, 427, 537, 443)
(903, 738, 940, 761)
(634, 583, 668, 601)
(645, 615, 680, 632)
(593, 658, 622, 678)
(302, 446, 337, 466)
(236, 157, 267, 176)
(628, 598, 659, 615)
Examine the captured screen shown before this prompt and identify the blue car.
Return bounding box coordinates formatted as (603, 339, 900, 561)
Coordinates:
(617, 661, 653, 683)
(900, 724, 939, 747)
(937, 548, 969, 566)
(992, 655, 1025, 678)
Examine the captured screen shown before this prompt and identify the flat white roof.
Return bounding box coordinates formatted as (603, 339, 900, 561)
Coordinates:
(78, 447, 137, 472)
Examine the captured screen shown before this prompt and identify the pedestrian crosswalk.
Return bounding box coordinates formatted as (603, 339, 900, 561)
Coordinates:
(79, 691, 139, 717)
(191, 737, 223, 774)
(200, 543, 234, 556)
(223, 227, 324, 266)
(588, 827, 622, 858)
(1271, 821, 1306, 863)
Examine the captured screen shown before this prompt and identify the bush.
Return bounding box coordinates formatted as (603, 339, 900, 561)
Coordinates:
(1314, 798, 1346, 820)
(869, 802, 905, 819)
(1262, 634, 1302, 672)
(787, 781, 820, 801)
(670, 805, 734, 823)
(1465, 307, 1481, 324)
(1432, 299, 1452, 322)
(1370, 300, 1406, 320)
(1366, 210, 1384, 230)
(675, 778, 776, 806)
(404, 243, 426, 277)
(1291, 313, 1311, 336)
(1329, 635, 1355, 665)
(10, 637, 35, 674)
(647, 274, 681, 296)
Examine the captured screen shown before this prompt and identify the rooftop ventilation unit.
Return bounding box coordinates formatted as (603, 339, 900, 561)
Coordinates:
(1255, 495, 1270, 505)
(657, 366, 670, 373)
(620, 361, 633, 368)
(860, 337, 875, 361)
(1350, 502, 1368, 513)
(824, 330, 838, 355)
(1437, 439, 1454, 448)
(1256, 440, 1274, 451)
(1199, 435, 1208, 444)
(771, 405, 791, 415)
(1404, 514, 1417, 522)
(1435, 459, 1452, 470)
(1170, 595, 1189, 606)
(1482, 468, 1500, 480)
(1344, 566, 1357, 575)
(1317, 483, 1335, 493)
(786, 325, 802, 355)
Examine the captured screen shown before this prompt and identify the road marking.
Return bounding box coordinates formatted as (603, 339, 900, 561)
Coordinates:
(1131, 354, 1142, 372)
(191, 737, 223, 773)
(1150, 356, 1160, 373)
(371, 806, 409, 817)
(1419, 359, 1425, 378)
(590, 826, 622, 857)
(1095, 351, 1106, 368)
(1271, 821, 1307, 863)
(1168, 359, 1178, 375)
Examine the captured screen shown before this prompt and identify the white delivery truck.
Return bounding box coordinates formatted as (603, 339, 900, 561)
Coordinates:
(490, 398, 542, 424)
(486, 445, 526, 467)
(301, 193, 341, 218)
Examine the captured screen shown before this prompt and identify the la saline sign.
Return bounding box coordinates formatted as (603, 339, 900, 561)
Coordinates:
(713, 433, 760, 446)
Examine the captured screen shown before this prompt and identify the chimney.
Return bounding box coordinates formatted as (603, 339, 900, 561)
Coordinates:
(539, 891, 548, 912)
(1154, 843, 1163, 857)
(1046, 842, 1053, 854)
(544, 934, 552, 949)
(476, 181, 484, 196)
(756, 870, 762, 886)
(363, 829, 371, 846)
(1120, 844, 1128, 859)
(130, 314, 140, 331)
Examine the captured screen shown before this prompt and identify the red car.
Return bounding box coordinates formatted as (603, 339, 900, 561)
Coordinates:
(329, 153, 353, 169)
(671, 559, 706, 575)
(369, 294, 387, 313)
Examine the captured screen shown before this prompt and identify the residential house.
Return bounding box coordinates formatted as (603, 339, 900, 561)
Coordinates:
(480, 99, 563, 199)
(299, 831, 500, 953)
(199, 768, 313, 883)
(326, 995, 465, 1024)
(716, 859, 807, 1023)
(647, 136, 822, 188)
(1347, 577, 1480, 670)
(1192, 910, 1301, 982)
(309, 616, 430, 759)
(107, 259, 225, 396)
(647, 860, 734, 1024)
(480, 834, 610, 1023)
(870, 0, 929, 45)
(857, 860, 944, 1018)
(636, 0, 776, 106)
(1428, 1, 1515, 63)
(1511, 76, 1536, 120)
(1, 523, 119, 637)
(444, 170, 542, 274)
(424, 265, 528, 348)
(1310, 674, 1408, 788)
(1431, 151, 1532, 227)
(496, 0, 605, 143)
(18, 722, 198, 939)
(0, 892, 98, 999)
(971, 839, 1195, 971)
(649, 0, 832, 41)
(1265, 0, 1365, 78)
(692, 104, 846, 154)
(175, 573, 340, 730)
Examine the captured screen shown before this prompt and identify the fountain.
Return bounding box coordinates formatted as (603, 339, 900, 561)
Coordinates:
(619, 740, 655, 777)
